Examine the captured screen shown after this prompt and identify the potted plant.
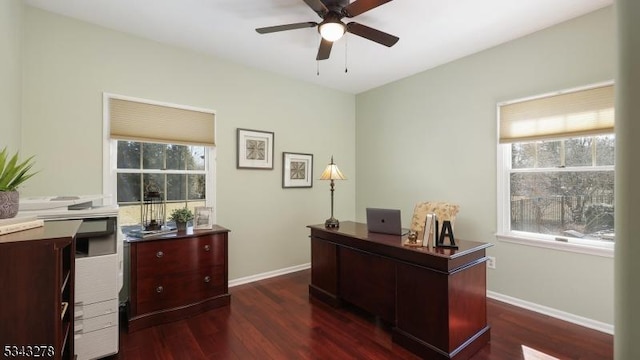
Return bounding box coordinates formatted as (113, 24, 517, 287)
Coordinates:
(0, 147, 37, 219)
(169, 207, 194, 232)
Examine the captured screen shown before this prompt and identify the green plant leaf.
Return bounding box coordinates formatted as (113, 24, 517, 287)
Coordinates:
(0, 147, 37, 191)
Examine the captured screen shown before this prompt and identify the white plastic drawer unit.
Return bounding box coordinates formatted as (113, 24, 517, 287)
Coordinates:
(74, 299, 119, 326)
(74, 326, 118, 360)
(75, 255, 119, 360)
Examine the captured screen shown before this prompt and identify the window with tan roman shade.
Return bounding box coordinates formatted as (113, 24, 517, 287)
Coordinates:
(496, 82, 615, 255)
(499, 84, 614, 143)
(109, 98, 215, 146)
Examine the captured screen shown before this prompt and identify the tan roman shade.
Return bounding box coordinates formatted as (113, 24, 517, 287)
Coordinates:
(499, 84, 614, 143)
(110, 98, 215, 146)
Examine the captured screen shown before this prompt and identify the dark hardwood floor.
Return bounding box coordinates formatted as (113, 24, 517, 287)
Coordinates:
(112, 269, 612, 359)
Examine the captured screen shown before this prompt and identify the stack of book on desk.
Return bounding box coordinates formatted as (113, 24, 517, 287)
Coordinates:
(0, 216, 44, 235)
(126, 227, 177, 239)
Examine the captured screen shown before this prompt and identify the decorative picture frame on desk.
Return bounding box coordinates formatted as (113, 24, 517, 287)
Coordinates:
(282, 152, 313, 188)
(194, 206, 214, 230)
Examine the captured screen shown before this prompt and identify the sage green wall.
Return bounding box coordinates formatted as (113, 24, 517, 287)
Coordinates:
(20, 7, 356, 279)
(355, 7, 615, 325)
(0, 0, 22, 151)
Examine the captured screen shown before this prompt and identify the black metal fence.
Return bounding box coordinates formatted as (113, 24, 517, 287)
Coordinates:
(511, 195, 614, 234)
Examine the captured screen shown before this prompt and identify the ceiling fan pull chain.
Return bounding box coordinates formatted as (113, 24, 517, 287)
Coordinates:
(345, 35, 348, 73)
(317, 60, 320, 76)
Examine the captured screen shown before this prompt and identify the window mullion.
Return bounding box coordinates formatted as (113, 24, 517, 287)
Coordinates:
(592, 136, 597, 166)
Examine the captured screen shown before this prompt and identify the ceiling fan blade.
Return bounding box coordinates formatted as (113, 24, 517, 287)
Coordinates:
(256, 22, 317, 34)
(346, 22, 399, 47)
(343, 0, 392, 17)
(303, 0, 329, 17)
(316, 38, 333, 60)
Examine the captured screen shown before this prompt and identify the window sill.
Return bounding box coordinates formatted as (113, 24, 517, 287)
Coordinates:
(496, 232, 614, 258)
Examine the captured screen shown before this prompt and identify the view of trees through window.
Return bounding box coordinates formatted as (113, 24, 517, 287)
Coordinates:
(116, 141, 207, 226)
(509, 135, 615, 241)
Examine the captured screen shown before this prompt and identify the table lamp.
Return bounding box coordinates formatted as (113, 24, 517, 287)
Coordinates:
(319, 156, 346, 228)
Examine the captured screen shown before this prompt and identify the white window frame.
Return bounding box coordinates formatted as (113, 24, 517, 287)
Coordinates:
(496, 83, 614, 258)
(102, 93, 217, 224)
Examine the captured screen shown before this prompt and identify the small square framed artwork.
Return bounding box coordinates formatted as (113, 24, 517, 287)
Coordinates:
(282, 152, 313, 188)
(237, 128, 274, 169)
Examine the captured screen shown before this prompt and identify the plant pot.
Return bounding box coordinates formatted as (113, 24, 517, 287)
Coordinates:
(0, 190, 19, 219)
(176, 221, 188, 232)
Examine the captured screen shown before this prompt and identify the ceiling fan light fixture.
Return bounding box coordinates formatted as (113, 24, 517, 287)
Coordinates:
(319, 20, 345, 42)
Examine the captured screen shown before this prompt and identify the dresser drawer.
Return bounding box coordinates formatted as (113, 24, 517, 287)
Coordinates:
(135, 265, 225, 314)
(128, 227, 230, 332)
(135, 234, 225, 277)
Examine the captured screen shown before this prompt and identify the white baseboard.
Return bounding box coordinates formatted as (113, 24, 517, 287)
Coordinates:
(229, 263, 311, 288)
(487, 291, 614, 335)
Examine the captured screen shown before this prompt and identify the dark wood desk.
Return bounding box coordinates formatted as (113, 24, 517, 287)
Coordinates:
(308, 221, 491, 360)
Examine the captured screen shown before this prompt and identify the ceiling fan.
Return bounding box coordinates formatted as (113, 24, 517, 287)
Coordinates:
(255, 0, 399, 61)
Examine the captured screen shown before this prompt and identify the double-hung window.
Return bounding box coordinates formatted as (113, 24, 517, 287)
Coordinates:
(497, 83, 615, 256)
(104, 95, 216, 227)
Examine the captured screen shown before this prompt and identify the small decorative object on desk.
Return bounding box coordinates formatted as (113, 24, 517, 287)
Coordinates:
(404, 230, 423, 247)
(169, 207, 194, 232)
(194, 206, 214, 230)
(142, 182, 165, 231)
(435, 220, 458, 249)
(422, 213, 436, 247)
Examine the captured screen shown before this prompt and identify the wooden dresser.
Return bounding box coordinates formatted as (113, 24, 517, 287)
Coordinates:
(0, 220, 81, 360)
(127, 225, 230, 332)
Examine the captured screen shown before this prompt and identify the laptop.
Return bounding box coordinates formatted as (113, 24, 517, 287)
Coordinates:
(366, 208, 410, 235)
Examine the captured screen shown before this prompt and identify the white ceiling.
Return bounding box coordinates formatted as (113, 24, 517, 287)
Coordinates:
(24, 0, 612, 94)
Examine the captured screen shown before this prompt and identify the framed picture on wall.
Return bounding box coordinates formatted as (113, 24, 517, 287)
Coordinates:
(237, 128, 274, 169)
(194, 206, 214, 230)
(282, 152, 313, 188)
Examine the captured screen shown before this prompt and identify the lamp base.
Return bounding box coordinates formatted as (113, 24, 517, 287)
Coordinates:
(324, 217, 340, 229)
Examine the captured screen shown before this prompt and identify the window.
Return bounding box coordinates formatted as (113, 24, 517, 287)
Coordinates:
(497, 83, 614, 255)
(103, 94, 216, 227)
(115, 141, 210, 226)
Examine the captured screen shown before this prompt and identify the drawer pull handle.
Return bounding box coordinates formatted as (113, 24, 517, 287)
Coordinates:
(156, 286, 164, 293)
(156, 251, 164, 258)
(204, 245, 211, 251)
(204, 276, 211, 283)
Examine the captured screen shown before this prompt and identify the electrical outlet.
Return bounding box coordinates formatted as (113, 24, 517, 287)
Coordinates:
(487, 256, 496, 269)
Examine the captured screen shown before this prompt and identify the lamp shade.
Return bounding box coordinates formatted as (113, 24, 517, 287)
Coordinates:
(318, 16, 346, 42)
(320, 157, 346, 180)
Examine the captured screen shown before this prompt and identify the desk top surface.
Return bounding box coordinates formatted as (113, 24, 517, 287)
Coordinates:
(0, 219, 82, 244)
(126, 224, 230, 243)
(308, 221, 491, 260)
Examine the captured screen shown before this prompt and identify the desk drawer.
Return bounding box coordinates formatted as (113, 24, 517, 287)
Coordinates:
(135, 266, 225, 314)
(135, 235, 225, 276)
